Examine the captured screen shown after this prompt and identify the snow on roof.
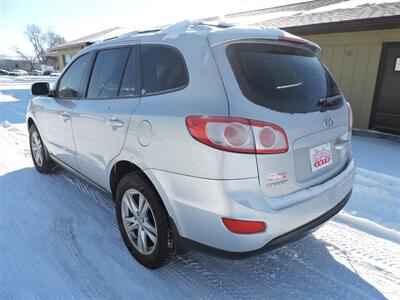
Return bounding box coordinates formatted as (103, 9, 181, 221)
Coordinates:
(157, 20, 211, 40)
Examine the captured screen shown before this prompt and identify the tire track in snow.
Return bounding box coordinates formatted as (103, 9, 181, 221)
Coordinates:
(159, 225, 391, 300)
(175, 253, 260, 299)
(47, 170, 121, 244)
(315, 222, 400, 299)
(53, 218, 118, 299)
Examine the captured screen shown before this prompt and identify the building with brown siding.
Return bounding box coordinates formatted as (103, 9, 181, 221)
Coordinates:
(205, 0, 400, 134)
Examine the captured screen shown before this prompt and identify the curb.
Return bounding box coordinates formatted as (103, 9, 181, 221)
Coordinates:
(352, 129, 400, 143)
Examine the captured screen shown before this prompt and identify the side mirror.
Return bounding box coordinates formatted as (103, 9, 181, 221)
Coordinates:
(31, 82, 50, 96)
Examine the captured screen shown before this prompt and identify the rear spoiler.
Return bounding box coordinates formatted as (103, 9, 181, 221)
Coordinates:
(278, 34, 320, 54)
(208, 28, 320, 55)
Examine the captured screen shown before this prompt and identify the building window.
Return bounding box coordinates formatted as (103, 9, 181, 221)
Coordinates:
(62, 54, 73, 67)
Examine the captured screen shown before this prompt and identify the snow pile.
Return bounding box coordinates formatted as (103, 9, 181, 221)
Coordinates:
(336, 212, 400, 244)
(0, 75, 57, 84)
(0, 91, 18, 102)
(346, 168, 400, 231)
(0, 120, 12, 128)
(158, 20, 206, 40)
(0, 120, 31, 174)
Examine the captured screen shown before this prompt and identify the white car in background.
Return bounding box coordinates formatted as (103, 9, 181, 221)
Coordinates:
(10, 69, 28, 76)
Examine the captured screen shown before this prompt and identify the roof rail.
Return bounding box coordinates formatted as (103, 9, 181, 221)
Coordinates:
(115, 21, 235, 41)
(118, 28, 162, 39)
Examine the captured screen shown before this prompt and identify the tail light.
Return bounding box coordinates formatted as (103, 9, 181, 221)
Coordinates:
(186, 116, 288, 154)
(346, 102, 353, 131)
(222, 217, 266, 234)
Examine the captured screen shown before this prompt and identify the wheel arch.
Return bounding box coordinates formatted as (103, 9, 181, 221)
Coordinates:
(109, 160, 142, 199)
(27, 117, 35, 129)
(109, 160, 179, 231)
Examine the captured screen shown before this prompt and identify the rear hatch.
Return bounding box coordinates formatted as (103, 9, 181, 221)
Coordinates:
(211, 37, 351, 203)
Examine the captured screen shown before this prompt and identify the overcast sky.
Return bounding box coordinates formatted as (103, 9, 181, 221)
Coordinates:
(0, 0, 308, 57)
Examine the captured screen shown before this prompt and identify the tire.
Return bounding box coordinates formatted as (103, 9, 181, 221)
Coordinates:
(115, 172, 176, 269)
(29, 124, 55, 174)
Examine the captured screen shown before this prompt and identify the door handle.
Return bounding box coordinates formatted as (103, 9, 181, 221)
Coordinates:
(106, 119, 124, 128)
(61, 112, 71, 121)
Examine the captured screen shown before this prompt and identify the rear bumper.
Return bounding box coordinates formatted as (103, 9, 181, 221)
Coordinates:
(146, 158, 355, 254)
(176, 190, 351, 259)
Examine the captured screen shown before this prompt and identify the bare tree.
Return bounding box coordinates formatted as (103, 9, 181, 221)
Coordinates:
(44, 27, 66, 49)
(12, 24, 66, 68)
(25, 24, 46, 64)
(10, 46, 38, 70)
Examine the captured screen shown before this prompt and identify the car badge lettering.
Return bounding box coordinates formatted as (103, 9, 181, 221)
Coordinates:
(266, 172, 288, 188)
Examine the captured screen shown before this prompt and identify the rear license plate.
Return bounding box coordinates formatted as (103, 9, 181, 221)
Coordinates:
(309, 142, 333, 172)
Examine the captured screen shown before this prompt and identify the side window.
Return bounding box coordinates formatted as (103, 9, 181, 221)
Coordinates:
(119, 48, 138, 97)
(142, 45, 187, 95)
(58, 54, 89, 98)
(87, 48, 130, 98)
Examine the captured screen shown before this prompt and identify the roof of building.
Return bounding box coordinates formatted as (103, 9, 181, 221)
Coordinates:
(0, 54, 24, 61)
(49, 27, 127, 51)
(205, 0, 400, 34)
(49, 0, 400, 55)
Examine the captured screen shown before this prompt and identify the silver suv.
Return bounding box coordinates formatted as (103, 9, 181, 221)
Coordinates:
(27, 23, 355, 269)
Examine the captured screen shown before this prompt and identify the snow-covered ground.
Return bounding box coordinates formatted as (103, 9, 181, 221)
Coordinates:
(0, 80, 399, 299)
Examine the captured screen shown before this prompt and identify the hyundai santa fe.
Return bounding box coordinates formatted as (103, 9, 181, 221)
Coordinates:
(27, 23, 355, 269)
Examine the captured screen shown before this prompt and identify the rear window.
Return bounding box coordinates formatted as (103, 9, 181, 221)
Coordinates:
(142, 45, 187, 95)
(227, 43, 341, 113)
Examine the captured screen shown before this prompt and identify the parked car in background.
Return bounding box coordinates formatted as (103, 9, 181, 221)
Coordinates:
(9, 69, 28, 76)
(27, 23, 354, 269)
(49, 71, 60, 77)
(0, 69, 10, 75)
(30, 70, 44, 76)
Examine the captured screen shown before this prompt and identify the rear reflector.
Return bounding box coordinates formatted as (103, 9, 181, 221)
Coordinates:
(222, 217, 266, 234)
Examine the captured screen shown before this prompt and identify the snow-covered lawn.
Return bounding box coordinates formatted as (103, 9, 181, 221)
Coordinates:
(0, 81, 399, 299)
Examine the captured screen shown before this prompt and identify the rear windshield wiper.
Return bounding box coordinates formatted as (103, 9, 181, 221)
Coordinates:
(318, 95, 342, 112)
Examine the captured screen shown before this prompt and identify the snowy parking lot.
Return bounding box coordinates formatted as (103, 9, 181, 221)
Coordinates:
(0, 77, 399, 299)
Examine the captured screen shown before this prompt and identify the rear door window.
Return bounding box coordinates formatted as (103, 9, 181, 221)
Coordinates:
(227, 43, 341, 113)
(87, 48, 130, 98)
(119, 48, 139, 97)
(142, 45, 188, 95)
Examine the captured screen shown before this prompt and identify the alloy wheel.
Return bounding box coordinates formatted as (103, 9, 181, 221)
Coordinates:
(31, 131, 43, 167)
(121, 189, 158, 255)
